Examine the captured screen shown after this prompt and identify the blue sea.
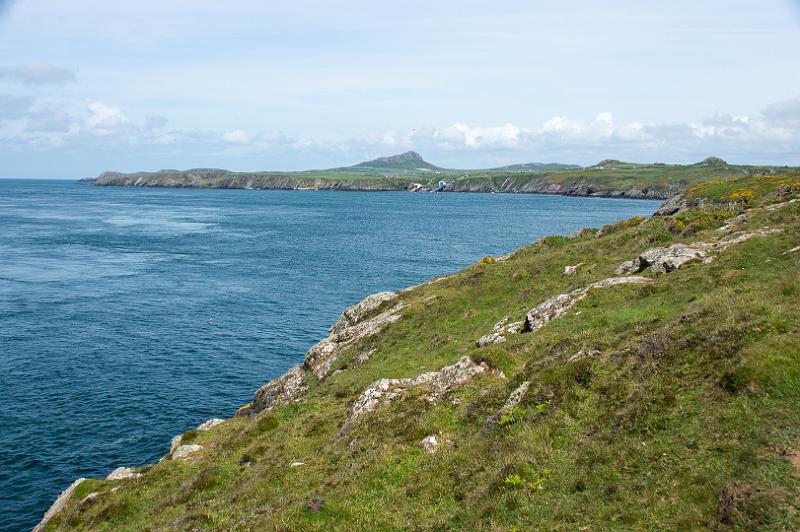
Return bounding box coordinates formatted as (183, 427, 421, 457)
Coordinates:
(0, 179, 659, 531)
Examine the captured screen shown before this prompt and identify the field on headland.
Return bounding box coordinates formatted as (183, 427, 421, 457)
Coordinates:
(43, 173, 800, 530)
(88, 151, 800, 201)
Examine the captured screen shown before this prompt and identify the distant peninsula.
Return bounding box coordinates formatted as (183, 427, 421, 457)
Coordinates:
(83, 151, 797, 200)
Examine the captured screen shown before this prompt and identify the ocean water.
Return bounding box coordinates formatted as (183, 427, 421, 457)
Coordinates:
(0, 179, 659, 530)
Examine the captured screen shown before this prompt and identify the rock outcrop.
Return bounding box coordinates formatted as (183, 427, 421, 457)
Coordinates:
(420, 435, 440, 453)
(476, 316, 523, 347)
(615, 244, 710, 274)
(106, 467, 141, 481)
(344, 356, 497, 428)
(523, 277, 650, 333)
(564, 263, 584, 276)
(168, 417, 227, 457)
(654, 193, 688, 216)
(329, 291, 397, 335)
(305, 293, 404, 380)
(33, 478, 86, 532)
(251, 365, 308, 414)
(485, 381, 531, 429)
(616, 229, 782, 275)
(172, 444, 203, 460)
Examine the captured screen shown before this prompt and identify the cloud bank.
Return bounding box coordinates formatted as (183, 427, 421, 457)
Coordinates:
(0, 63, 76, 85)
(2, 92, 800, 175)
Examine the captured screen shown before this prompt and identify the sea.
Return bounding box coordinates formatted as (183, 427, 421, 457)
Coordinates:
(0, 179, 659, 530)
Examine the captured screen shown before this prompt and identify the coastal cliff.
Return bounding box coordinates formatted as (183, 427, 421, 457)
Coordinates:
(38, 174, 800, 530)
(88, 154, 799, 201)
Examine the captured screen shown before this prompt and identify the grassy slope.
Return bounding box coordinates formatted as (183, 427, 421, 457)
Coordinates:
(451, 160, 798, 194)
(52, 175, 800, 531)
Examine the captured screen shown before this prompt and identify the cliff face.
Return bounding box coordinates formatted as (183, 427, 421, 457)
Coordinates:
(93, 170, 675, 199)
(39, 174, 800, 531)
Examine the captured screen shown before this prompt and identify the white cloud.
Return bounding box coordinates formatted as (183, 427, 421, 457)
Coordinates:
(3, 93, 800, 171)
(86, 102, 131, 136)
(433, 122, 521, 149)
(223, 129, 251, 144)
(0, 62, 76, 85)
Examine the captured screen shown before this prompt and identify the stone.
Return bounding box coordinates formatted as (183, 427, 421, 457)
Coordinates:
(616, 228, 782, 274)
(564, 263, 584, 276)
(502, 381, 531, 410)
(252, 365, 308, 414)
(329, 291, 398, 335)
(523, 277, 650, 333)
(420, 435, 440, 453)
(476, 331, 506, 347)
(305, 301, 404, 380)
(485, 381, 531, 429)
(172, 444, 203, 460)
(568, 349, 600, 363)
(783, 245, 800, 255)
(653, 194, 688, 216)
(196, 418, 225, 431)
(764, 198, 798, 211)
(615, 244, 710, 274)
(290, 461, 305, 467)
(353, 349, 376, 367)
(33, 478, 86, 532)
(106, 466, 141, 481)
(476, 317, 523, 347)
(345, 356, 495, 427)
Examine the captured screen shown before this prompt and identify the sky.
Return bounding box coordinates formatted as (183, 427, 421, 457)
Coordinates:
(1, 0, 800, 178)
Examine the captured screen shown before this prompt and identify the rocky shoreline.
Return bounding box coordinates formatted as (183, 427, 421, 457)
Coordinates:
(87, 172, 673, 200)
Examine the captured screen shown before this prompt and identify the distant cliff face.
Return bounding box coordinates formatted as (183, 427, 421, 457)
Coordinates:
(93, 170, 675, 199)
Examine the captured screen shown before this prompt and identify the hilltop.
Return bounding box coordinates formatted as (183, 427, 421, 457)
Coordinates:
(40, 173, 800, 530)
(341, 151, 441, 172)
(88, 154, 800, 201)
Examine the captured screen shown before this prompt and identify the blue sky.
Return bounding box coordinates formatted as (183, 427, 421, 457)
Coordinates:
(1, 0, 800, 178)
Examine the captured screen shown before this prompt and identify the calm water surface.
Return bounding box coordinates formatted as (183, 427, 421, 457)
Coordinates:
(0, 180, 659, 530)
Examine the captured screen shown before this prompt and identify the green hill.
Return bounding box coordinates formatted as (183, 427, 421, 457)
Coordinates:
(90, 155, 800, 201)
(40, 173, 800, 530)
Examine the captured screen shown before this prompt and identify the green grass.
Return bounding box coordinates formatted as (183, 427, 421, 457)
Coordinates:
(49, 177, 800, 530)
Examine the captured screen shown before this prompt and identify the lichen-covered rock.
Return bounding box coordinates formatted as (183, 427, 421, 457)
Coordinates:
(615, 244, 710, 274)
(345, 356, 495, 427)
(485, 381, 531, 429)
(252, 365, 308, 414)
(33, 478, 86, 532)
(305, 301, 404, 380)
(568, 349, 600, 363)
(523, 277, 650, 333)
(502, 381, 531, 410)
(616, 228, 782, 275)
(169, 417, 228, 455)
(654, 193, 688, 216)
(106, 467, 141, 481)
(353, 349, 376, 367)
(476, 316, 523, 347)
(420, 435, 440, 453)
(329, 291, 398, 335)
(172, 444, 202, 460)
(196, 418, 225, 431)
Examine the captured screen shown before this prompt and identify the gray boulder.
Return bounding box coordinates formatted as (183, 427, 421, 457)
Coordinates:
(252, 365, 308, 414)
(106, 466, 141, 481)
(329, 291, 397, 335)
(523, 277, 650, 333)
(305, 298, 404, 381)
